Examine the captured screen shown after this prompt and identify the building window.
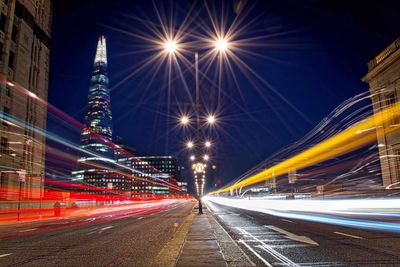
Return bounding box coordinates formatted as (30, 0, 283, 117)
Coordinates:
(5, 85, 10, 97)
(0, 41, 3, 61)
(3, 106, 9, 116)
(0, 13, 5, 33)
(0, 137, 8, 154)
(393, 148, 400, 183)
(8, 51, 14, 69)
(11, 25, 17, 42)
(2, 106, 9, 126)
(386, 92, 400, 125)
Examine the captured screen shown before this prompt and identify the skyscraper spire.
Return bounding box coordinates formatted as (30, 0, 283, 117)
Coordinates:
(73, 35, 114, 182)
(94, 35, 107, 64)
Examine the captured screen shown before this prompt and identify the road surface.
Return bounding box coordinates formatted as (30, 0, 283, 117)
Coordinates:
(0, 200, 195, 267)
(206, 200, 400, 266)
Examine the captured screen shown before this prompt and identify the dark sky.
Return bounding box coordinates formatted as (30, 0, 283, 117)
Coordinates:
(48, 0, 400, 191)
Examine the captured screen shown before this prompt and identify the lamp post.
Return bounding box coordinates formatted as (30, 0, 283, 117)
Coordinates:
(194, 50, 204, 213)
(164, 36, 229, 213)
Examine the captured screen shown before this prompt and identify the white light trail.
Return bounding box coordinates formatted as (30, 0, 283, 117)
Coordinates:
(204, 196, 400, 233)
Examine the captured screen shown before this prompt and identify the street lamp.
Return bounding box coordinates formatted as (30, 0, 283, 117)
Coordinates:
(215, 38, 229, 53)
(206, 115, 216, 124)
(164, 37, 227, 214)
(186, 141, 194, 149)
(205, 141, 211, 148)
(180, 115, 190, 125)
(165, 40, 177, 54)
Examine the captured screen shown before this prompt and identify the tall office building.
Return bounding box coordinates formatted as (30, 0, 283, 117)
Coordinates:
(362, 37, 400, 188)
(73, 36, 130, 193)
(0, 0, 52, 200)
(118, 156, 181, 196)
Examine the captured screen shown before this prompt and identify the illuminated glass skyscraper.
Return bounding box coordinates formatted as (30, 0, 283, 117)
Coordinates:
(80, 36, 113, 160)
(73, 36, 129, 192)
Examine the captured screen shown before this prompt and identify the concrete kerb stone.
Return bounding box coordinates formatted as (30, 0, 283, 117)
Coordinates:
(151, 206, 197, 267)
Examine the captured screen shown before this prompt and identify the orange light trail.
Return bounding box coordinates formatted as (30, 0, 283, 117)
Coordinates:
(210, 101, 400, 194)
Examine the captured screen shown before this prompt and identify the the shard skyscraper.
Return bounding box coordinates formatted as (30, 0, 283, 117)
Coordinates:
(73, 36, 129, 193)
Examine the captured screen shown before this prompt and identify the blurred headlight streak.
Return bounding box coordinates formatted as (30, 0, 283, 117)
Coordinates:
(210, 96, 400, 195)
(204, 196, 400, 233)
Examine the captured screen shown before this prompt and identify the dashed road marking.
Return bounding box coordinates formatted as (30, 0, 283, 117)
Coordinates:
(0, 253, 12, 258)
(281, 219, 294, 223)
(99, 226, 113, 232)
(87, 225, 113, 235)
(334, 231, 364, 239)
(18, 228, 37, 233)
(265, 225, 318, 246)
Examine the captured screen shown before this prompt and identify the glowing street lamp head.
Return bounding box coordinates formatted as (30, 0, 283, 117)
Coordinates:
(180, 115, 190, 125)
(203, 154, 209, 161)
(187, 141, 194, 149)
(165, 40, 177, 54)
(215, 38, 228, 53)
(190, 155, 196, 161)
(207, 115, 216, 124)
(205, 141, 211, 148)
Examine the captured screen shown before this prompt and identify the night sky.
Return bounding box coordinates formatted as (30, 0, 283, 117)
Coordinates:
(48, 0, 400, 191)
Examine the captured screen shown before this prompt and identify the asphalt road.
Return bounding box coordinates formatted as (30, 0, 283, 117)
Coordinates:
(0, 200, 195, 267)
(206, 201, 400, 267)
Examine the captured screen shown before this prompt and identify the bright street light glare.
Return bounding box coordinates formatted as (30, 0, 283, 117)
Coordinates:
(203, 154, 209, 161)
(215, 38, 228, 52)
(165, 40, 177, 54)
(205, 141, 211, 148)
(187, 141, 194, 149)
(190, 155, 196, 161)
(180, 115, 190, 125)
(207, 115, 216, 124)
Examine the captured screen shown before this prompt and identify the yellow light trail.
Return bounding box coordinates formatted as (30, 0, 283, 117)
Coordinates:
(209, 102, 400, 195)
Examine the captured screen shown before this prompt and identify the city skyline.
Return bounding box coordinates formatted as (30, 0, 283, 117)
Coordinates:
(1, 1, 400, 266)
(48, 0, 400, 191)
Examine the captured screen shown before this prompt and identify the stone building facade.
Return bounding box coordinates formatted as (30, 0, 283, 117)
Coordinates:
(0, 0, 52, 200)
(362, 37, 400, 188)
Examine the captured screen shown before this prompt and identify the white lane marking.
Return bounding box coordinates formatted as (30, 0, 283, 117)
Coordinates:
(99, 226, 113, 232)
(265, 225, 319, 246)
(238, 240, 272, 267)
(19, 228, 38, 233)
(281, 219, 294, 223)
(238, 228, 299, 266)
(0, 253, 12, 258)
(87, 227, 99, 235)
(87, 226, 113, 235)
(334, 231, 364, 239)
(137, 217, 143, 220)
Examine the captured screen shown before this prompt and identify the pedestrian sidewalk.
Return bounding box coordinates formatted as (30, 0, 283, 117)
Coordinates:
(175, 207, 254, 267)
